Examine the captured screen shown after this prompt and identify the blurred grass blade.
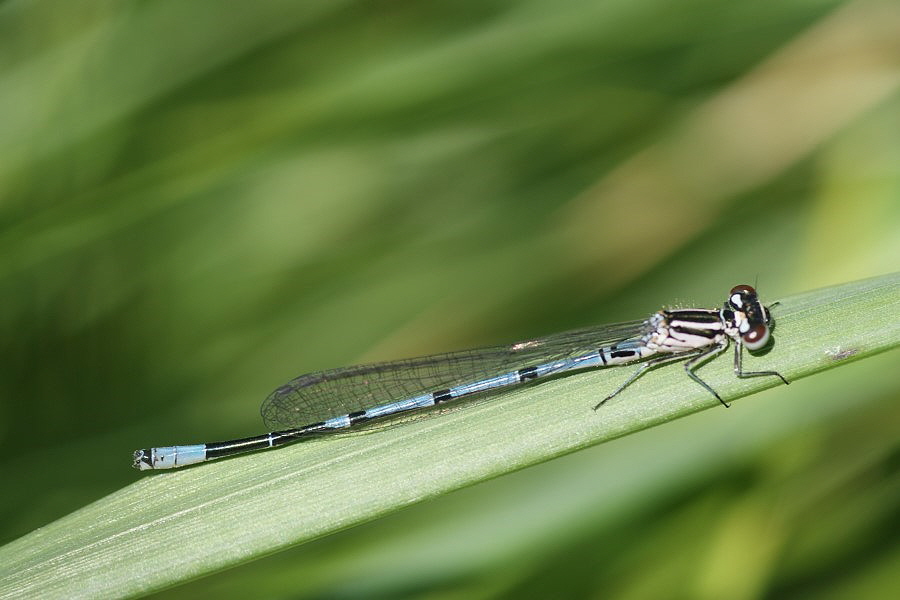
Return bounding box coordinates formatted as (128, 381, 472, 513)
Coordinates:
(0, 272, 897, 599)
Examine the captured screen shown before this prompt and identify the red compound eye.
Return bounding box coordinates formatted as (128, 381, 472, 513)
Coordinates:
(729, 284, 757, 310)
(730, 284, 756, 296)
(742, 323, 770, 351)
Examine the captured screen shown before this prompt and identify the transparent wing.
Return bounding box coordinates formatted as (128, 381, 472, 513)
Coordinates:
(260, 319, 650, 429)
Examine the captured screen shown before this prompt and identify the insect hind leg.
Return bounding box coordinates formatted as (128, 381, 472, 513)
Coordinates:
(593, 352, 703, 410)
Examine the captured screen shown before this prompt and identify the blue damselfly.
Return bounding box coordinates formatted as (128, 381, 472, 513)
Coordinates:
(133, 285, 788, 470)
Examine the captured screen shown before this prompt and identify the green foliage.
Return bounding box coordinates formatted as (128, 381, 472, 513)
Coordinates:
(1, 0, 898, 598)
(0, 275, 898, 598)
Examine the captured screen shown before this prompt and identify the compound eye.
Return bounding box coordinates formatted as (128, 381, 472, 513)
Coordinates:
(742, 323, 770, 351)
(730, 284, 756, 296)
(729, 284, 757, 309)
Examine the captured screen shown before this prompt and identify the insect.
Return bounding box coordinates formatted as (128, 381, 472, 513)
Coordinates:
(133, 284, 787, 470)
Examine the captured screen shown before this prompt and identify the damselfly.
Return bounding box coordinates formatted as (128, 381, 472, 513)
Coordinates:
(133, 284, 788, 470)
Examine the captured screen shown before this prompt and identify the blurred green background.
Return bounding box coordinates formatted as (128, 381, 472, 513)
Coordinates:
(1, 0, 899, 597)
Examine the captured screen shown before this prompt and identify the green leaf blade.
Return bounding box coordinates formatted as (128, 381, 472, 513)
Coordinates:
(1, 272, 898, 599)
